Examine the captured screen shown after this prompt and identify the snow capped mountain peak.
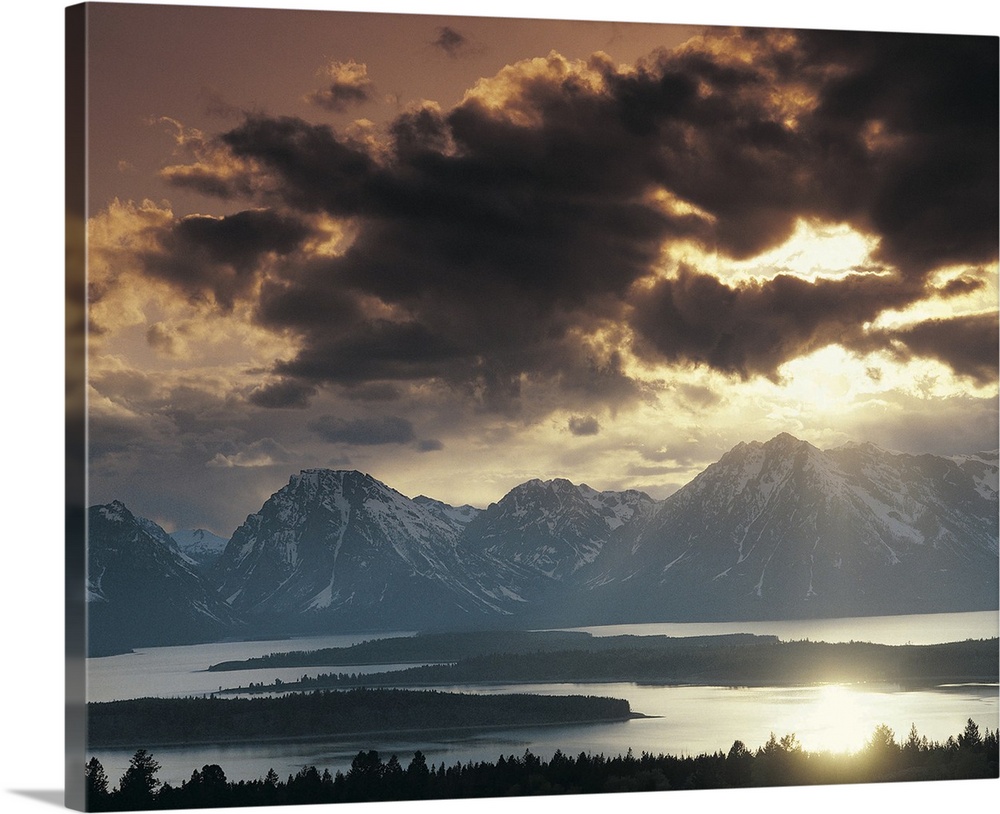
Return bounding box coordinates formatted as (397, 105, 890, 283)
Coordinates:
(172, 528, 222, 545)
(98, 500, 130, 523)
(213, 465, 506, 623)
(287, 468, 384, 494)
(602, 434, 999, 620)
(766, 431, 805, 447)
(170, 528, 229, 570)
(730, 432, 810, 455)
(464, 476, 656, 587)
(511, 477, 564, 494)
(761, 432, 829, 461)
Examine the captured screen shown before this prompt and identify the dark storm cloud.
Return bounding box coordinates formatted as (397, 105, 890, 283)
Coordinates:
(275, 320, 465, 384)
(307, 83, 372, 113)
(789, 30, 999, 275)
(631, 266, 922, 379)
(309, 415, 416, 445)
(416, 438, 444, 452)
(207, 78, 702, 406)
(140, 209, 314, 309)
(388, 106, 451, 158)
(341, 382, 404, 402)
(432, 27, 468, 58)
(222, 116, 377, 214)
(613, 29, 998, 272)
(871, 312, 999, 384)
(936, 275, 987, 298)
(142, 29, 996, 402)
(568, 415, 601, 436)
(161, 162, 257, 200)
(253, 258, 364, 331)
(247, 379, 318, 409)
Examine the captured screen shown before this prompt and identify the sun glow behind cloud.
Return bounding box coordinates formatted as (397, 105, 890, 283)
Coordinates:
(871, 264, 999, 330)
(640, 214, 998, 422)
(692, 218, 881, 283)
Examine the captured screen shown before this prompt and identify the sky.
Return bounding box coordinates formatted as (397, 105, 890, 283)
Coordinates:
(76, 1, 999, 537)
(0, 3, 995, 814)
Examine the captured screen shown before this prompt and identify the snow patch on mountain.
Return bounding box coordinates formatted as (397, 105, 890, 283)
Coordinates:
(950, 451, 999, 500)
(98, 501, 127, 523)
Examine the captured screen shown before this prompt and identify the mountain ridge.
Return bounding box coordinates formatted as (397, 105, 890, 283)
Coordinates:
(576, 434, 999, 622)
(86, 501, 243, 656)
(86, 434, 999, 651)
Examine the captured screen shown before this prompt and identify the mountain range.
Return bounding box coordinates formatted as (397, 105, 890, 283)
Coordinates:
(85, 433, 999, 655)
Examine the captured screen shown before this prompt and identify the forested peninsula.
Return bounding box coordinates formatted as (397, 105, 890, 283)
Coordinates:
(212, 636, 1000, 694)
(88, 688, 635, 748)
(207, 630, 771, 671)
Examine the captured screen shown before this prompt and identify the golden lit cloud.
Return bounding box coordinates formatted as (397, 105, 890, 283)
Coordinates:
(306, 60, 375, 112)
(88, 199, 177, 335)
(461, 51, 605, 126)
(156, 117, 264, 200)
(680, 218, 880, 284)
(727, 220, 880, 282)
(86, 199, 306, 412)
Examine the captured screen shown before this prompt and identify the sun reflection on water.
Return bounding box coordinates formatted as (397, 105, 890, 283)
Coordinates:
(799, 684, 870, 754)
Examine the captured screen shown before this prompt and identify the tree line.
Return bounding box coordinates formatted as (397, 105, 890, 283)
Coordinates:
(217, 637, 1000, 695)
(85, 719, 997, 810)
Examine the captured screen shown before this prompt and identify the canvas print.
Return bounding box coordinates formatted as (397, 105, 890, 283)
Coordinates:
(66, 2, 999, 810)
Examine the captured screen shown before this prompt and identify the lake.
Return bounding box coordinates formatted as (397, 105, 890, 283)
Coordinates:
(87, 630, 417, 703)
(86, 611, 999, 786)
